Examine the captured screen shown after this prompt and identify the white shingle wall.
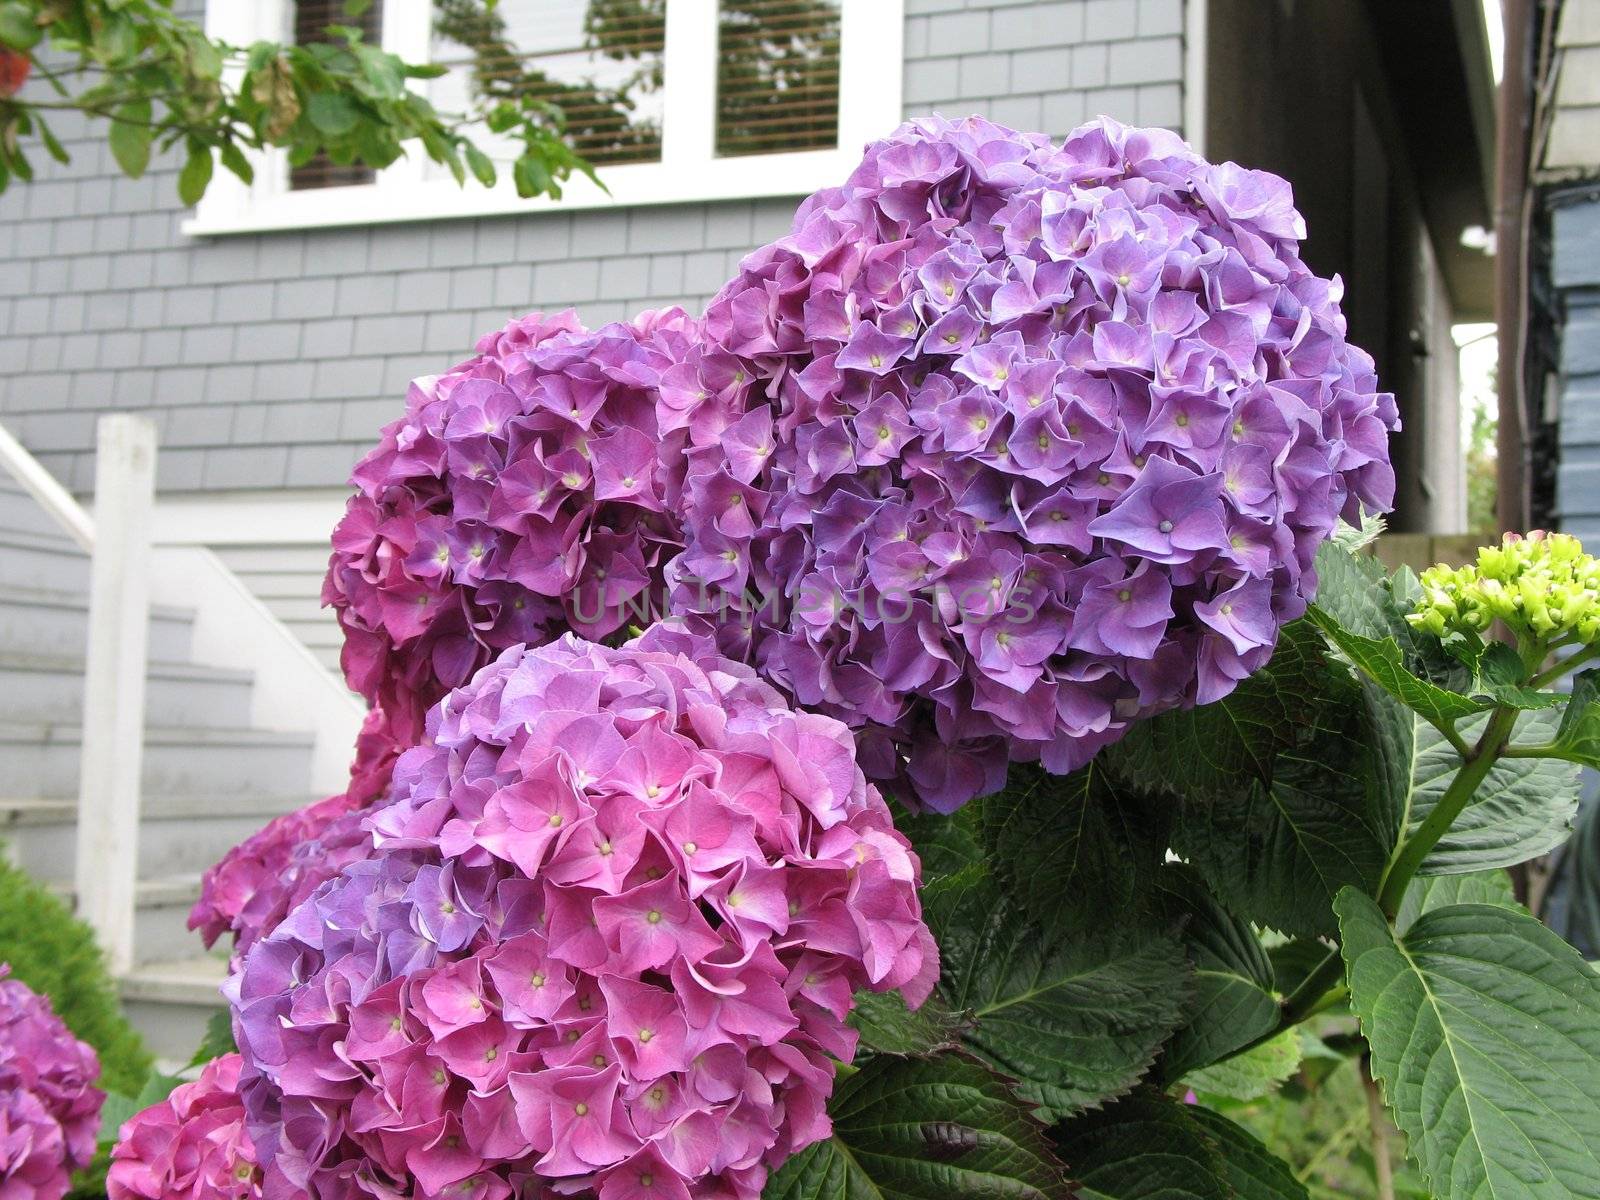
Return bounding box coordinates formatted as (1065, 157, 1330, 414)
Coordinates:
(0, 0, 1188, 494)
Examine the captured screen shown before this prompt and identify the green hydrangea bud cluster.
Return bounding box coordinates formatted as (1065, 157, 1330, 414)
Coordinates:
(1408, 531, 1600, 644)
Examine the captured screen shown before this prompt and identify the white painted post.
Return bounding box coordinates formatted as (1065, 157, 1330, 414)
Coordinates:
(75, 415, 156, 976)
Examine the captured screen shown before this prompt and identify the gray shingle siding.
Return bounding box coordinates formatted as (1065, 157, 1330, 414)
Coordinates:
(1555, 198, 1600, 543)
(0, 0, 1188, 495)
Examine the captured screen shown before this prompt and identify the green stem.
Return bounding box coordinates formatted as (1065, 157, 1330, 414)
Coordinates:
(1529, 641, 1600, 689)
(1376, 704, 1519, 918)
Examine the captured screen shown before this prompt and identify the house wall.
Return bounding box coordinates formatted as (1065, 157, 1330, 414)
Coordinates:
(1553, 196, 1600, 544)
(0, 0, 1190, 499)
(1203, 0, 1468, 535)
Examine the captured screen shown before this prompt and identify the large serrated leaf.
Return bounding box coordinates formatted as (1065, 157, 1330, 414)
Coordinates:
(1156, 866, 1279, 1078)
(1101, 621, 1338, 803)
(763, 1054, 1071, 1200)
(895, 802, 983, 886)
(1547, 670, 1600, 769)
(981, 762, 1167, 933)
(1308, 605, 1488, 725)
(1406, 707, 1579, 874)
(849, 990, 967, 1058)
(1054, 1093, 1308, 1200)
(1337, 889, 1600, 1199)
(1185, 1106, 1312, 1200)
(1395, 869, 1516, 934)
(1171, 709, 1387, 939)
(1182, 1028, 1302, 1101)
(929, 871, 1190, 1120)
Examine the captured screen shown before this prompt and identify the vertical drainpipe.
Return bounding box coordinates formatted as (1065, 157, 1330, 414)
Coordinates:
(1496, 0, 1533, 533)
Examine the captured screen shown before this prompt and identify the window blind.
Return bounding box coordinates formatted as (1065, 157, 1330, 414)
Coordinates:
(715, 0, 841, 159)
(288, 0, 384, 191)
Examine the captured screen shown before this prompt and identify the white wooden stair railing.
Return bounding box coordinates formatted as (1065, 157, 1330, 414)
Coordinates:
(0, 415, 362, 973)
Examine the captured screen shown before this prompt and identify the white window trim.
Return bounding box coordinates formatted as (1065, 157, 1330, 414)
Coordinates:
(188, 0, 904, 237)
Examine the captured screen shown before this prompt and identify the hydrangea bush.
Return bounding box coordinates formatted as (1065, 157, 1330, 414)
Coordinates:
(0, 967, 103, 1200)
(115, 116, 1600, 1200)
(672, 115, 1396, 811)
(229, 630, 933, 1200)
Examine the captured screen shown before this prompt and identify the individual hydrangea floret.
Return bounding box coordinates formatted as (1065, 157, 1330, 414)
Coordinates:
(189, 709, 399, 958)
(1409, 531, 1600, 645)
(672, 115, 1398, 811)
(0, 966, 103, 1200)
(231, 629, 935, 1200)
(108, 1054, 260, 1200)
(325, 308, 708, 745)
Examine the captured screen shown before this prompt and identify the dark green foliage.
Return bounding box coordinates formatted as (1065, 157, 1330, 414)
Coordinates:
(1053, 1092, 1309, 1200)
(0, 853, 152, 1097)
(765, 1055, 1071, 1200)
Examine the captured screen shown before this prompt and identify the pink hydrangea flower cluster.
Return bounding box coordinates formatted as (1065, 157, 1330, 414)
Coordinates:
(324, 308, 705, 746)
(230, 628, 935, 1200)
(0, 967, 103, 1200)
(670, 115, 1397, 810)
(189, 709, 400, 958)
(107, 1055, 260, 1200)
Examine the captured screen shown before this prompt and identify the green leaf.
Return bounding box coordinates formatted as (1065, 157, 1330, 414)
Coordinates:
(1156, 867, 1279, 1078)
(1055, 1093, 1308, 1200)
(1182, 1028, 1302, 1102)
(1337, 888, 1600, 1198)
(514, 153, 551, 198)
(1395, 868, 1516, 934)
(0, 1, 40, 50)
(848, 990, 966, 1058)
(981, 762, 1167, 934)
(1307, 604, 1486, 726)
(1475, 642, 1563, 710)
(1546, 669, 1600, 769)
(930, 869, 1190, 1120)
(1312, 543, 1420, 647)
(1185, 1105, 1313, 1200)
(188, 1008, 236, 1068)
(306, 91, 360, 136)
(1102, 621, 1340, 803)
(1170, 707, 1387, 939)
(36, 118, 69, 166)
(464, 143, 497, 188)
(177, 140, 214, 206)
(219, 141, 254, 185)
(108, 100, 153, 178)
(1113, 620, 1363, 809)
(894, 803, 982, 886)
(763, 1054, 1069, 1200)
(1407, 707, 1579, 873)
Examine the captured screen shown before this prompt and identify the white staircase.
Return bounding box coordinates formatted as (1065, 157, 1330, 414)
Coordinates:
(0, 467, 328, 1061)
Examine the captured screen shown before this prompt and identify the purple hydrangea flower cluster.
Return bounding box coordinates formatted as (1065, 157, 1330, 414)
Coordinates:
(189, 709, 400, 958)
(324, 307, 704, 746)
(108, 1055, 260, 1200)
(671, 115, 1397, 811)
(0, 967, 103, 1200)
(230, 628, 935, 1200)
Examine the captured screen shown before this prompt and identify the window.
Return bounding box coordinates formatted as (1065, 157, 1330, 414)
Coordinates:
(290, 0, 384, 190)
(190, 0, 902, 236)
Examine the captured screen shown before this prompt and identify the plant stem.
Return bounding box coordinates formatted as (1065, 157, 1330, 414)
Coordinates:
(1529, 641, 1600, 689)
(1376, 704, 1519, 918)
(1361, 1056, 1395, 1200)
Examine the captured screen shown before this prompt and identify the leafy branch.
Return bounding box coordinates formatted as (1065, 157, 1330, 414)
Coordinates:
(0, 0, 597, 201)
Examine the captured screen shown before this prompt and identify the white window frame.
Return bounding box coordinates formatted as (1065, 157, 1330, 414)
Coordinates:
(187, 0, 904, 236)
